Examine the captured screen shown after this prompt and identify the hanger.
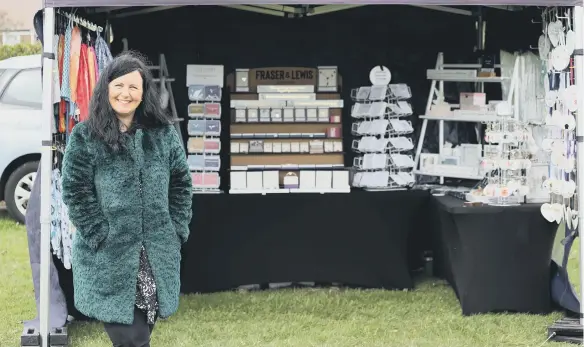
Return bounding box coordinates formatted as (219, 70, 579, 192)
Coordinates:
(56, 9, 103, 34)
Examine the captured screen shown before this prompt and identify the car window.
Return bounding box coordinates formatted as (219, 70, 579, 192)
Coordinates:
(0, 68, 41, 109)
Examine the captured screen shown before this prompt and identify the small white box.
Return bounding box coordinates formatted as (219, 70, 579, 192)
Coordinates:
(291, 142, 300, 153)
(247, 172, 263, 189)
(230, 172, 247, 189)
(332, 171, 350, 189)
(231, 142, 240, 153)
(460, 92, 486, 111)
(262, 171, 280, 189)
(315, 171, 332, 189)
(300, 171, 316, 189)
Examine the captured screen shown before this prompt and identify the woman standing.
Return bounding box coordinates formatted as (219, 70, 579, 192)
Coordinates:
(61, 52, 192, 347)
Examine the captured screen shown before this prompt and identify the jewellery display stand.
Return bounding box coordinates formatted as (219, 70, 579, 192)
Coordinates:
(350, 82, 415, 190)
(413, 52, 520, 184)
(536, 7, 578, 226)
(226, 66, 350, 194)
(467, 103, 532, 206)
(186, 83, 223, 194)
(539, 7, 583, 344)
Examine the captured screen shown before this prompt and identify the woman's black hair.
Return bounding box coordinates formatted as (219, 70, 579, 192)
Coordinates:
(86, 51, 172, 152)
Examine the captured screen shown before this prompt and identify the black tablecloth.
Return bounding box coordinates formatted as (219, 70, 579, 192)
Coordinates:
(431, 195, 558, 315)
(181, 189, 430, 293)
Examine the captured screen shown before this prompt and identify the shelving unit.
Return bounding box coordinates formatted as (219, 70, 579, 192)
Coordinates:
(186, 81, 223, 194)
(350, 83, 415, 190)
(227, 77, 351, 194)
(413, 52, 520, 184)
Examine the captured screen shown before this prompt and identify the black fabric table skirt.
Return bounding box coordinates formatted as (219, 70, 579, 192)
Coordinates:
(431, 195, 558, 315)
(181, 189, 430, 293)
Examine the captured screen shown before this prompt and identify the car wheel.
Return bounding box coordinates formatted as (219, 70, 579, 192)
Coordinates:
(4, 161, 38, 224)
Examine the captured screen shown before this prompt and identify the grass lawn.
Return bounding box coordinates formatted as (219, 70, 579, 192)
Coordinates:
(0, 211, 580, 347)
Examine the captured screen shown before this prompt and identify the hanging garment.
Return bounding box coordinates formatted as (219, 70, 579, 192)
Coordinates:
(95, 36, 113, 74)
(92, 47, 99, 81)
(57, 35, 67, 133)
(60, 23, 72, 100)
(87, 46, 97, 94)
(58, 35, 64, 84)
(24, 164, 68, 330)
(76, 44, 90, 122)
(49, 168, 74, 270)
(61, 200, 74, 270)
(69, 26, 81, 103)
(50, 169, 63, 260)
(58, 100, 66, 134)
(68, 102, 77, 134)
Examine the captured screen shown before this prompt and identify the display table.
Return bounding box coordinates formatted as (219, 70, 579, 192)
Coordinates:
(181, 189, 430, 293)
(430, 195, 557, 315)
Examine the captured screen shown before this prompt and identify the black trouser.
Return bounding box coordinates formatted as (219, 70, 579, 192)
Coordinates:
(103, 307, 156, 347)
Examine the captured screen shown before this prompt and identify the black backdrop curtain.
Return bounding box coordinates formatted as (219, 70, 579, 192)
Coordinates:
(93, 5, 540, 189)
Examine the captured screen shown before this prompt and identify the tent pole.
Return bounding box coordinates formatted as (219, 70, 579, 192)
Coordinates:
(573, 5, 584, 327)
(39, 7, 55, 347)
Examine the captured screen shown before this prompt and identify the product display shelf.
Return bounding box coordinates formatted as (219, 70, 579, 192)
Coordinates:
(350, 83, 415, 191)
(413, 52, 520, 184)
(228, 83, 350, 194)
(186, 84, 223, 194)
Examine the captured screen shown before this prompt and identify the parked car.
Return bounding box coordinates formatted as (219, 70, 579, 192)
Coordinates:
(0, 54, 42, 223)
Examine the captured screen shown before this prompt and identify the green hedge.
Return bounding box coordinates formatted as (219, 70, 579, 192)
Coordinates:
(0, 43, 42, 61)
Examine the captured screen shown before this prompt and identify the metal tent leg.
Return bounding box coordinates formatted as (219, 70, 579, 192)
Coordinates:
(574, 5, 584, 330)
(39, 7, 55, 347)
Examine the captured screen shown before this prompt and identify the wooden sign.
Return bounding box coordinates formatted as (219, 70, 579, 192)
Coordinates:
(250, 67, 317, 86)
(227, 67, 319, 92)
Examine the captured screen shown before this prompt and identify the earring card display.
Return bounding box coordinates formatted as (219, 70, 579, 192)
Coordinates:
(350, 76, 415, 191)
(465, 104, 534, 206)
(192, 172, 220, 190)
(227, 68, 350, 194)
(187, 138, 221, 154)
(187, 67, 224, 193)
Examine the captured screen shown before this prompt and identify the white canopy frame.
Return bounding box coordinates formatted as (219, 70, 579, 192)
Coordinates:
(38, 4, 584, 347)
(89, 4, 520, 18)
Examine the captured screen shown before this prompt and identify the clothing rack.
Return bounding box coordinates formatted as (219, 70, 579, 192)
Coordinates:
(55, 9, 103, 33)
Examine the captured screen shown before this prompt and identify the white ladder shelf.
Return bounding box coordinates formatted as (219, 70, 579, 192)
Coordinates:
(412, 52, 520, 184)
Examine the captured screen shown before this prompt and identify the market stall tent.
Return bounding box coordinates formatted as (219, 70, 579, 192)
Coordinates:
(37, 2, 584, 347)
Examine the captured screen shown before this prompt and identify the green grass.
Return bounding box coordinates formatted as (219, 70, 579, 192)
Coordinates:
(1, 213, 580, 347)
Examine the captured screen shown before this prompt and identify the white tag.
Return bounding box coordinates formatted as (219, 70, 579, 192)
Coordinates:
(369, 66, 391, 86)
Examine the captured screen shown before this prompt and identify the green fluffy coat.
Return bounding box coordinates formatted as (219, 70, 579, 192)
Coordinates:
(61, 122, 193, 324)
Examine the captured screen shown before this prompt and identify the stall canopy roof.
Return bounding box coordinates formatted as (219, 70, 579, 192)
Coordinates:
(43, 0, 582, 8)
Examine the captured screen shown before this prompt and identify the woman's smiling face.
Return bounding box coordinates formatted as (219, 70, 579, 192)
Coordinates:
(108, 70, 143, 118)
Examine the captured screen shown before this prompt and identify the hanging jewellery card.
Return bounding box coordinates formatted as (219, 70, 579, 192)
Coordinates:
(534, 7, 578, 225)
